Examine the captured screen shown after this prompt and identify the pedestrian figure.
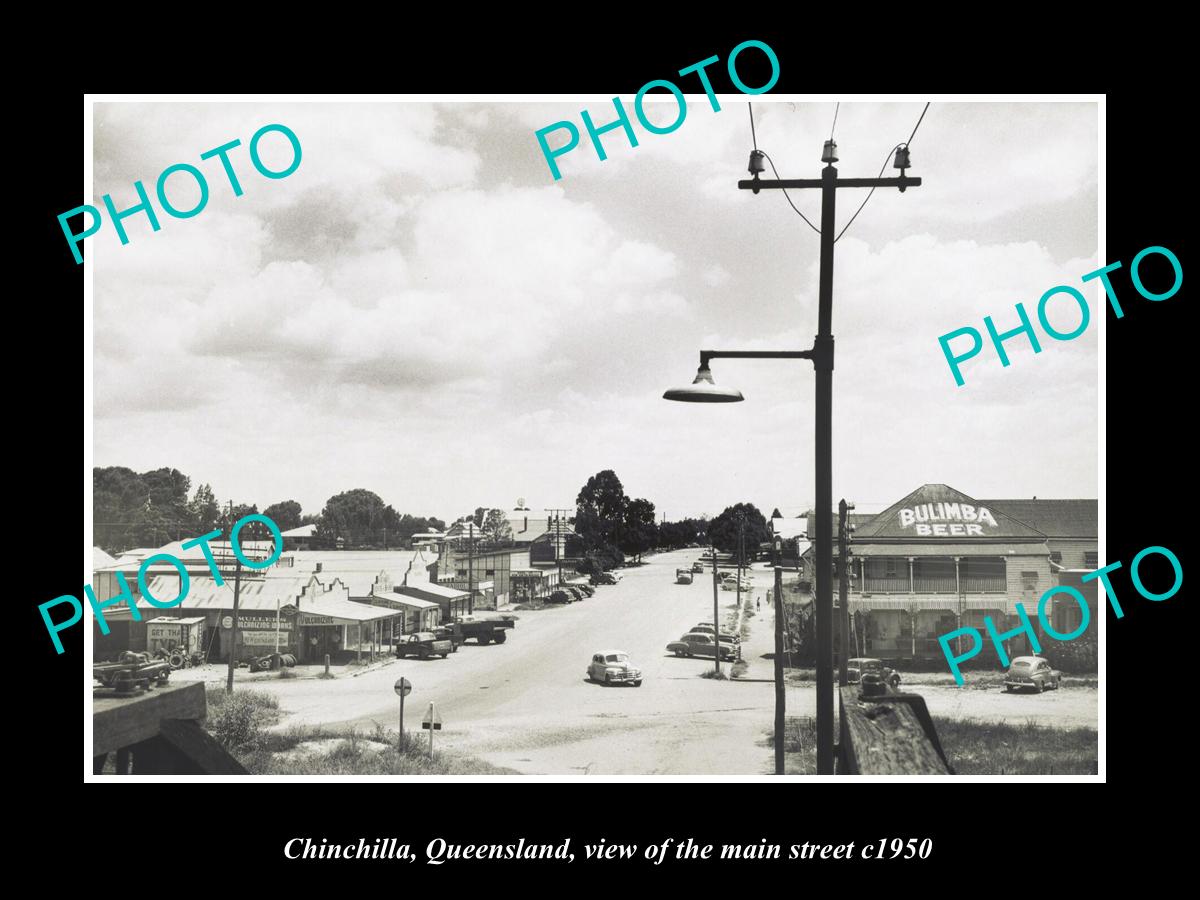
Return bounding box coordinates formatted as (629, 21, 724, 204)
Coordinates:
(756, 597, 761, 611)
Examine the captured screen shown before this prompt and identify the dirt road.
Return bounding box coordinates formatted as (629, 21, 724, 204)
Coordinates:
(179, 550, 1098, 774)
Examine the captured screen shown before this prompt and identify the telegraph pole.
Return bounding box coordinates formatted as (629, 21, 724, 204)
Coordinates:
(545, 508, 571, 588)
(739, 139, 922, 775)
(466, 522, 474, 616)
(837, 499, 854, 687)
(710, 540, 721, 675)
(773, 562, 785, 775)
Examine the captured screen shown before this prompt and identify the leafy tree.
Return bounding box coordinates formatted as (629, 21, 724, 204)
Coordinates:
(94, 466, 196, 552)
(481, 509, 513, 544)
(314, 489, 401, 549)
(658, 517, 709, 549)
(190, 483, 222, 534)
(617, 498, 658, 562)
(575, 470, 629, 546)
(263, 500, 303, 532)
(708, 503, 772, 564)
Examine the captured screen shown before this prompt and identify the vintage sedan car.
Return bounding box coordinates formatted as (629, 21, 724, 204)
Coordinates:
(691, 562, 705, 574)
(589, 571, 620, 586)
(666, 632, 738, 662)
(394, 632, 452, 659)
(847, 658, 900, 688)
(691, 623, 740, 644)
(1004, 656, 1061, 692)
(587, 650, 642, 686)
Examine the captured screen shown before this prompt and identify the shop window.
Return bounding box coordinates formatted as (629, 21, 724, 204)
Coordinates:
(485, 568, 495, 576)
(1084, 551, 1098, 569)
(1021, 571, 1038, 581)
(1049, 551, 1062, 564)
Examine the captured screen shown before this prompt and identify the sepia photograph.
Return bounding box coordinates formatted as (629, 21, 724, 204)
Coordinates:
(85, 96, 1100, 778)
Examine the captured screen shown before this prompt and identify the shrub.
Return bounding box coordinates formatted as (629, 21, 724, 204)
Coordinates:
(205, 688, 280, 752)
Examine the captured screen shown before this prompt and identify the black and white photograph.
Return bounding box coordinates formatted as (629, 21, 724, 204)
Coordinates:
(79, 93, 1107, 780)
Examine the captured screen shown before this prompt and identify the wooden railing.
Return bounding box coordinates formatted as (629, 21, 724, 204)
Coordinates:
(837, 684, 953, 775)
(862, 576, 909, 593)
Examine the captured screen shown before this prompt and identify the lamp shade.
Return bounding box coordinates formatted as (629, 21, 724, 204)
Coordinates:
(662, 366, 745, 403)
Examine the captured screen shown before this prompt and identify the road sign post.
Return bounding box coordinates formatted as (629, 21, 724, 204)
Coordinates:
(422, 700, 442, 757)
(394, 677, 412, 751)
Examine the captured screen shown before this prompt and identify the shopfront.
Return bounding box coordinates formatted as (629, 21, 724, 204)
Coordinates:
(810, 483, 1066, 666)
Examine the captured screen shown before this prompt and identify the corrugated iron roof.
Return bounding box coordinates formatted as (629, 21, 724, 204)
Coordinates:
(980, 499, 1097, 538)
(392, 582, 469, 602)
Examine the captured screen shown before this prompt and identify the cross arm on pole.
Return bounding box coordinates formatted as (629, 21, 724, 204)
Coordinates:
(737, 175, 921, 192)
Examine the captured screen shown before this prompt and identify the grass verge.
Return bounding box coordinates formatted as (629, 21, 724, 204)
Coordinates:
(765, 715, 1096, 775)
(203, 688, 513, 775)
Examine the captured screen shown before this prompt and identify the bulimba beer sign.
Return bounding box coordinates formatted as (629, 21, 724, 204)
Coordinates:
(898, 502, 999, 537)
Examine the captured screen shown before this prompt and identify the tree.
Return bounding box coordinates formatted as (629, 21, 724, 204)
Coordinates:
(708, 503, 772, 563)
(315, 489, 401, 549)
(617, 498, 658, 562)
(263, 500, 303, 532)
(659, 517, 708, 550)
(190, 483, 222, 534)
(575, 470, 629, 546)
(481, 509, 513, 544)
(93, 466, 196, 552)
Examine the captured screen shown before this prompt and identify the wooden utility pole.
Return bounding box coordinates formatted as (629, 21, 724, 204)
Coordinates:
(225, 556, 242, 694)
(710, 541, 721, 675)
(838, 499, 852, 687)
(774, 564, 785, 775)
(545, 508, 571, 588)
(738, 139, 922, 774)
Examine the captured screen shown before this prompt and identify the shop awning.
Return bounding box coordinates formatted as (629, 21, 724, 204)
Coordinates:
(370, 590, 439, 611)
(300, 596, 400, 624)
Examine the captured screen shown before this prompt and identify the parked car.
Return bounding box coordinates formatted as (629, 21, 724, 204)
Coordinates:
(675, 568, 694, 584)
(394, 632, 452, 659)
(586, 649, 643, 686)
(456, 615, 514, 644)
(1004, 656, 1061, 692)
(432, 623, 463, 651)
(590, 571, 622, 586)
(691, 623, 739, 644)
(666, 632, 738, 662)
(847, 657, 900, 688)
(691, 562, 705, 574)
(575, 583, 596, 597)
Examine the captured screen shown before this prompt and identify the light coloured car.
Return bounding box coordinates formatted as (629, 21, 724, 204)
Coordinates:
(587, 650, 642, 686)
(1004, 656, 1061, 693)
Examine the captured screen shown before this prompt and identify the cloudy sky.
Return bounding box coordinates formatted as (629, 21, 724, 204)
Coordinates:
(91, 98, 1098, 522)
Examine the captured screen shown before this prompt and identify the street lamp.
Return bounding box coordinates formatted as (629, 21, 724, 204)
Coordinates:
(662, 364, 744, 403)
(665, 133, 922, 775)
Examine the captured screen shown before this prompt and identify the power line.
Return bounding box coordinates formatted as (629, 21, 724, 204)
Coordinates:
(833, 144, 903, 244)
(762, 152, 822, 235)
(749, 103, 821, 235)
(829, 102, 840, 142)
(906, 101, 931, 148)
(833, 102, 932, 244)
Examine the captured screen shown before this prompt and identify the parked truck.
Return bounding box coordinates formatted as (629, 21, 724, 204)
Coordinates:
(454, 614, 516, 645)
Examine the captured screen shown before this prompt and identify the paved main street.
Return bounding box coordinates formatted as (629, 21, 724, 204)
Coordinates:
(177, 549, 1098, 775)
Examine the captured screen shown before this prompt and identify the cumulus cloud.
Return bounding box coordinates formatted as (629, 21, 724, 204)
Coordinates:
(91, 100, 1099, 520)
